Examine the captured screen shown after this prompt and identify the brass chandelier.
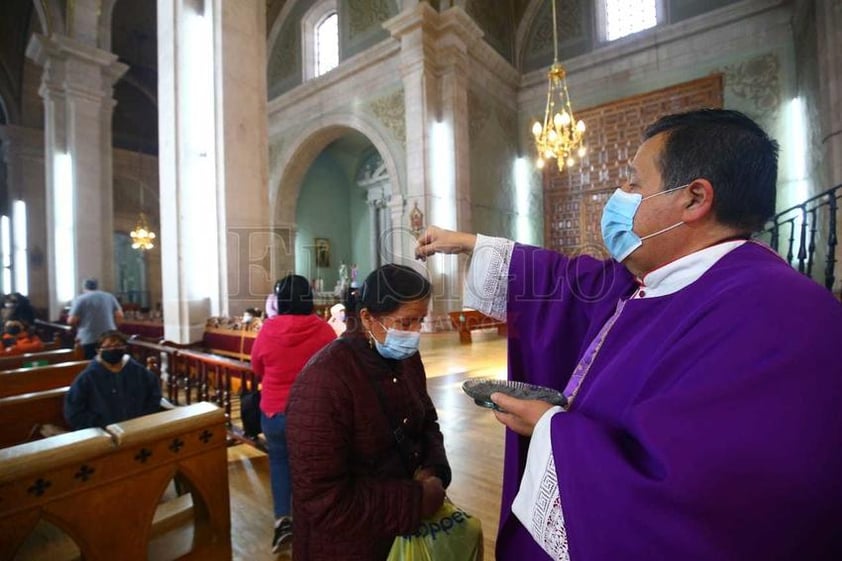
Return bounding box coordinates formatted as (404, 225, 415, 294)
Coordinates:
(130, 152, 156, 251)
(130, 211, 156, 251)
(531, 0, 586, 169)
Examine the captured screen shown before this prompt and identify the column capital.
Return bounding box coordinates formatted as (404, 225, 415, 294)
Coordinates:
(383, 2, 439, 40)
(26, 33, 128, 102)
(437, 7, 484, 54)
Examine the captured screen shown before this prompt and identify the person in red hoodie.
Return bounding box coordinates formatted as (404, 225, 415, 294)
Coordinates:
(250, 274, 336, 553)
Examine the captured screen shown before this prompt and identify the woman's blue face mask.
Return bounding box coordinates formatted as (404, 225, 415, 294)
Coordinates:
(371, 319, 421, 360)
(600, 183, 689, 262)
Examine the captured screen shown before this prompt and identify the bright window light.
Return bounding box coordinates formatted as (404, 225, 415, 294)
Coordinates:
(603, 0, 658, 41)
(786, 97, 810, 205)
(12, 200, 27, 295)
(54, 153, 76, 303)
(182, 4, 221, 307)
(316, 13, 338, 76)
(432, 121, 456, 231)
(1, 216, 10, 293)
(514, 158, 533, 244)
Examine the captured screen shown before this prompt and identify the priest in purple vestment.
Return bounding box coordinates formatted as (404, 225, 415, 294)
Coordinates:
(416, 109, 842, 561)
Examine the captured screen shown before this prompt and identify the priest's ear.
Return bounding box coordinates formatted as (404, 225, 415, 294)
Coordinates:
(681, 178, 715, 224)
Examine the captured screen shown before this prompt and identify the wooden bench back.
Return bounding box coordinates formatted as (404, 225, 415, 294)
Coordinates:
(0, 387, 69, 448)
(0, 360, 88, 398)
(0, 402, 231, 561)
(448, 310, 507, 344)
(0, 347, 82, 372)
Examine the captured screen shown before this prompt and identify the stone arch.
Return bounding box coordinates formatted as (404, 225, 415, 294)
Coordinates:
(267, 0, 302, 64)
(515, 0, 546, 71)
(271, 113, 404, 227)
(270, 112, 405, 276)
(32, 0, 66, 36)
(98, 0, 117, 51)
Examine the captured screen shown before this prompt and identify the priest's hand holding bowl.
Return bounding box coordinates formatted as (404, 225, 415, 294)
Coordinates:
(490, 392, 556, 436)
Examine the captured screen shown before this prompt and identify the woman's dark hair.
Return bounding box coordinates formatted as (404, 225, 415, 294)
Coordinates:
(344, 264, 431, 334)
(98, 330, 128, 347)
(360, 264, 431, 315)
(274, 274, 314, 315)
(643, 108, 779, 232)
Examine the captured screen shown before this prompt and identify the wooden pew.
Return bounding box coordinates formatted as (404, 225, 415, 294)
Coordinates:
(0, 360, 88, 399)
(33, 318, 76, 349)
(0, 347, 83, 372)
(0, 402, 231, 561)
(0, 387, 70, 448)
(448, 309, 507, 344)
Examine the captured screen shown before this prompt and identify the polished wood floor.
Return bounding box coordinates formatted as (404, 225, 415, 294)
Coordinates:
(228, 329, 508, 560)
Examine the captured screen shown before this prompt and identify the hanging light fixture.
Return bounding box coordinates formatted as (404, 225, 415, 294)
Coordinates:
(531, 0, 587, 170)
(130, 211, 156, 251)
(130, 153, 156, 251)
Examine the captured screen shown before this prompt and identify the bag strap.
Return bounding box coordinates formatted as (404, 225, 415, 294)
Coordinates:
(340, 338, 416, 476)
(366, 371, 417, 477)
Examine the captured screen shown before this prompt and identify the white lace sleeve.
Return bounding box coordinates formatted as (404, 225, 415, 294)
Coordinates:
(512, 406, 570, 561)
(463, 234, 514, 322)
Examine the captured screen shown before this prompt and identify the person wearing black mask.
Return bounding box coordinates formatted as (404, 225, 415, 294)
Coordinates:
(2, 319, 44, 354)
(64, 330, 161, 429)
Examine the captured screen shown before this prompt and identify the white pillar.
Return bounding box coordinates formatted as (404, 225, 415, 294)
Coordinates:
(219, 1, 271, 316)
(385, 5, 481, 329)
(26, 34, 127, 319)
(158, 0, 269, 343)
(0, 125, 46, 310)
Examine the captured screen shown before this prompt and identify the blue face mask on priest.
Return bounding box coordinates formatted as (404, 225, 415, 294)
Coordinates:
(601, 183, 690, 262)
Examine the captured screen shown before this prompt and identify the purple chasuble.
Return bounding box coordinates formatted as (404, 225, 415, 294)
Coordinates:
(496, 242, 842, 561)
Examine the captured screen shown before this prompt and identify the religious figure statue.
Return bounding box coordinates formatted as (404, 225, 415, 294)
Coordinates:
(338, 261, 349, 282)
(410, 201, 424, 238)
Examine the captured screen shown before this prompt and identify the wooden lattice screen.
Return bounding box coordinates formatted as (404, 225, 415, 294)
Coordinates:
(543, 75, 723, 256)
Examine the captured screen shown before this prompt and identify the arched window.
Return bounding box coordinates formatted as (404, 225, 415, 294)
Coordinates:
(597, 0, 662, 42)
(302, 0, 339, 81)
(315, 13, 338, 77)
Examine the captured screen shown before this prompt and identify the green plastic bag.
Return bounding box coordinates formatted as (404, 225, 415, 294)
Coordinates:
(387, 498, 483, 561)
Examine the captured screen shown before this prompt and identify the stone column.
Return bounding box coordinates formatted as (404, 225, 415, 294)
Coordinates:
(219, 1, 271, 317)
(26, 33, 127, 319)
(0, 125, 47, 312)
(385, 5, 481, 329)
(816, 0, 842, 187)
(432, 8, 481, 319)
(385, 4, 440, 247)
(816, 0, 842, 289)
(158, 0, 269, 342)
(438, 8, 480, 236)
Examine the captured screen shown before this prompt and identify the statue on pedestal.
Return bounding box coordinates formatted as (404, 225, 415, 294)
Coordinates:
(335, 261, 351, 296)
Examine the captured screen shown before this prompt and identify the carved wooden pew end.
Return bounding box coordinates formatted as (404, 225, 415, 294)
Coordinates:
(0, 402, 232, 561)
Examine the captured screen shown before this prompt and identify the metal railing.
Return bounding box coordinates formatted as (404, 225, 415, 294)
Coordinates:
(126, 336, 262, 449)
(756, 184, 842, 291)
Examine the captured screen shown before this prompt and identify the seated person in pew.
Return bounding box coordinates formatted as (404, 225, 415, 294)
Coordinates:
(64, 330, 162, 429)
(2, 320, 45, 354)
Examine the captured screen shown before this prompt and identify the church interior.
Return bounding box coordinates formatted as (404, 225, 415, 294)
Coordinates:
(0, 0, 840, 559)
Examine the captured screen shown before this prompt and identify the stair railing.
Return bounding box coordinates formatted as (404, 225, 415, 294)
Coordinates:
(757, 184, 842, 291)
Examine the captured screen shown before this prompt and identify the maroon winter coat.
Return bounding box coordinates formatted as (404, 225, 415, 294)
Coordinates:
(286, 332, 451, 561)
